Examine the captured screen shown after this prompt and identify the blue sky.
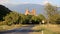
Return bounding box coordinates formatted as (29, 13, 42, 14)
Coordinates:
(0, 0, 60, 7)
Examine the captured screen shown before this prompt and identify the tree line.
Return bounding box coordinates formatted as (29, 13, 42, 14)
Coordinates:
(0, 3, 60, 26)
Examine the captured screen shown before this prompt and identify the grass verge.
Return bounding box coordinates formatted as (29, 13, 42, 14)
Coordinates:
(32, 24, 60, 34)
(0, 24, 22, 31)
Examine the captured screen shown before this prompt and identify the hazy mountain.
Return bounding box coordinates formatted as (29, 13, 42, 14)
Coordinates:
(4, 4, 60, 14)
(5, 4, 45, 14)
(58, 7, 60, 11)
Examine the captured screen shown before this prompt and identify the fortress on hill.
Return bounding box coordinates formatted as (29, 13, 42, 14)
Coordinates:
(25, 9, 36, 15)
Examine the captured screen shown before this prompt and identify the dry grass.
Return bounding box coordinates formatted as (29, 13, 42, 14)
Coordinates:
(29, 32, 42, 34)
(32, 24, 60, 34)
(45, 24, 60, 32)
(0, 24, 22, 31)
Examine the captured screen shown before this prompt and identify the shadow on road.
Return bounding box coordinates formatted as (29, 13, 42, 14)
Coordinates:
(0, 25, 41, 34)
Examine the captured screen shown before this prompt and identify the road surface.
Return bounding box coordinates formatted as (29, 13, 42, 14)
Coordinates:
(0, 25, 41, 34)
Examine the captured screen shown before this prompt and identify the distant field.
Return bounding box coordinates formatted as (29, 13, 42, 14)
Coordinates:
(32, 24, 60, 34)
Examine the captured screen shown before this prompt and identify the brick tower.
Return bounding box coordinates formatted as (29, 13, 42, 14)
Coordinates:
(25, 9, 36, 15)
(31, 9, 36, 15)
(25, 9, 30, 15)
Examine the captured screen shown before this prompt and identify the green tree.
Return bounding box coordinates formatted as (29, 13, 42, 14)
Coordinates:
(19, 14, 32, 24)
(38, 14, 46, 20)
(25, 15, 32, 24)
(4, 11, 19, 25)
(31, 16, 40, 24)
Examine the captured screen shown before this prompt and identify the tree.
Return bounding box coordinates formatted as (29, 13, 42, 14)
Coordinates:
(45, 3, 60, 24)
(38, 14, 46, 20)
(24, 15, 32, 24)
(38, 14, 46, 24)
(4, 11, 19, 25)
(18, 13, 26, 24)
(31, 16, 40, 24)
(19, 14, 33, 24)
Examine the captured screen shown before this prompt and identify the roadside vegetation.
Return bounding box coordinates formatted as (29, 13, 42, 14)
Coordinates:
(32, 24, 60, 34)
(0, 24, 22, 31)
(31, 3, 60, 34)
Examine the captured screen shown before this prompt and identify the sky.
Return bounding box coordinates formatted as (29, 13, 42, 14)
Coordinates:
(0, 0, 60, 7)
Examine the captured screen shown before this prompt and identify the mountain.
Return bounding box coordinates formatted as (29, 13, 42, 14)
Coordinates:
(58, 7, 60, 11)
(0, 5, 11, 21)
(4, 4, 60, 15)
(4, 4, 45, 14)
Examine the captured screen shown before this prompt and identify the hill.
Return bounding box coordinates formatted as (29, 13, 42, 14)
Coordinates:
(0, 5, 11, 21)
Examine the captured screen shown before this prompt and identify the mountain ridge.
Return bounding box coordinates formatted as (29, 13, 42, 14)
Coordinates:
(4, 4, 60, 14)
(4, 4, 45, 14)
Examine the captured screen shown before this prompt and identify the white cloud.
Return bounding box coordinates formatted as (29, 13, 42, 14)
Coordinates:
(22, 2, 29, 4)
(0, 0, 19, 5)
(41, 0, 49, 5)
(44, 1, 48, 4)
(0, 0, 8, 4)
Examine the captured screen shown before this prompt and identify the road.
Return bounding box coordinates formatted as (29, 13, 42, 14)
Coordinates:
(0, 25, 41, 34)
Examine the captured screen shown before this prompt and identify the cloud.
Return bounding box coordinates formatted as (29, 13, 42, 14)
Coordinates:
(42, 0, 49, 5)
(44, 0, 48, 4)
(0, 0, 18, 5)
(0, 0, 8, 4)
(22, 2, 29, 4)
(42, 0, 55, 5)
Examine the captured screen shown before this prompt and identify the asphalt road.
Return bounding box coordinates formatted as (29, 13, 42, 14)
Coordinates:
(0, 25, 41, 34)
